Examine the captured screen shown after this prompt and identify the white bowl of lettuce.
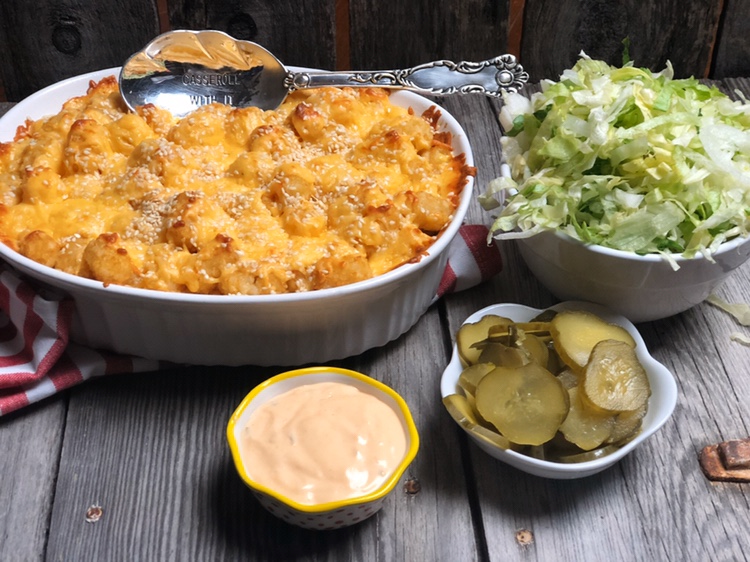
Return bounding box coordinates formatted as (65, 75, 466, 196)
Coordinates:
(482, 54, 750, 323)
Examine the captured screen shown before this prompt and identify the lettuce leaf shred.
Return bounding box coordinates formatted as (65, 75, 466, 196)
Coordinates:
(482, 53, 750, 262)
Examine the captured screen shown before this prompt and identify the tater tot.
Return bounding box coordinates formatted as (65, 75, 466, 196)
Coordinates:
(0, 78, 472, 294)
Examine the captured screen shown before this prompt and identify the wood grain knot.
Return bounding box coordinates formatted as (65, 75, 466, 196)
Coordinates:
(52, 23, 82, 55)
(227, 13, 258, 41)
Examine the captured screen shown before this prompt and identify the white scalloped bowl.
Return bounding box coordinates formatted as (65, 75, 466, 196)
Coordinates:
(440, 301, 677, 479)
(0, 68, 474, 366)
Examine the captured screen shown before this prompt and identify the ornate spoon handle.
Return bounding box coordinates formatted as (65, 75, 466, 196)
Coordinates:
(285, 54, 529, 97)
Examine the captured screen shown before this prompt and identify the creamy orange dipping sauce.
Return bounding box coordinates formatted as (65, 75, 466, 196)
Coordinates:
(240, 381, 408, 505)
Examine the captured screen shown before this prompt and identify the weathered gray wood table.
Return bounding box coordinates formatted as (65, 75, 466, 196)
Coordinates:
(1, 81, 749, 562)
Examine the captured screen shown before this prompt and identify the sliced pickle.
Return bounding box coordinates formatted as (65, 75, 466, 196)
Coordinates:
(442, 394, 513, 450)
(583, 339, 651, 412)
(605, 403, 647, 445)
(559, 387, 615, 451)
(457, 315, 513, 366)
(531, 309, 558, 322)
(550, 310, 636, 372)
(458, 362, 496, 396)
(543, 431, 585, 458)
(475, 364, 569, 446)
(486, 321, 551, 342)
(556, 368, 579, 390)
(450, 306, 651, 464)
(486, 323, 515, 346)
(546, 341, 565, 375)
(478, 341, 528, 367)
(516, 333, 550, 368)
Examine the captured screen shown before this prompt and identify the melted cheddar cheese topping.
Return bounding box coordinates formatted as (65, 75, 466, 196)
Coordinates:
(0, 76, 472, 295)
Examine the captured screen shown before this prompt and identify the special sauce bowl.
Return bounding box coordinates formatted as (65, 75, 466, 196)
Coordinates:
(0, 68, 475, 366)
(227, 367, 419, 529)
(440, 301, 677, 479)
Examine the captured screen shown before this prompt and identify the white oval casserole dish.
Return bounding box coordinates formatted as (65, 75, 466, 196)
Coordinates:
(0, 68, 475, 366)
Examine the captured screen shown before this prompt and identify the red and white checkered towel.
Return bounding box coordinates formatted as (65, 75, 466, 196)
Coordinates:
(0, 224, 502, 416)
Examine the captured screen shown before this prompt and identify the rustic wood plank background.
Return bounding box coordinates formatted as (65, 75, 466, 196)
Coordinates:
(348, 0, 509, 70)
(518, 0, 724, 81)
(2, 76, 750, 561)
(1, 0, 749, 102)
(712, 0, 750, 79)
(0, 0, 160, 101)
(1, 1, 750, 557)
(166, 0, 338, 71)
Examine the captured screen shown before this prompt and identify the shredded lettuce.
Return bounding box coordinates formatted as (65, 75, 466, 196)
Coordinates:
(706, 294, 750, 345)
(482, 53, 750, 262)
(730, 332, 750, 346)
(706, 294, 750, 326)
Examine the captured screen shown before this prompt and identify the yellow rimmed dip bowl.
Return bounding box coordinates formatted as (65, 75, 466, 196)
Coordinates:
(227, 366, 420, 530)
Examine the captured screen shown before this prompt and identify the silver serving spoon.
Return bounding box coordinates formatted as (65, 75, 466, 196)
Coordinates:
(119, 29, 528, 117)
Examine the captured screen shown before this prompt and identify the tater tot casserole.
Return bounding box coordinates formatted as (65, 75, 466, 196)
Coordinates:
(0, 69, 474, 364)
(0, 76, 473, 295)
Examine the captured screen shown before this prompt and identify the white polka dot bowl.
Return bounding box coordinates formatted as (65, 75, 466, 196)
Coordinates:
(226, 366, 420, 530)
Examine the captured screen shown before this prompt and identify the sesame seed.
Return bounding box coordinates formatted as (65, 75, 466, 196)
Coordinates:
(0, 82, 464, 294)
